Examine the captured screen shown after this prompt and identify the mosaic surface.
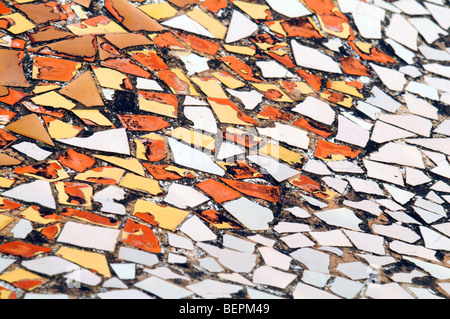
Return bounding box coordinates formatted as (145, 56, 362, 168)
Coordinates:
(0, 0, 449, 300)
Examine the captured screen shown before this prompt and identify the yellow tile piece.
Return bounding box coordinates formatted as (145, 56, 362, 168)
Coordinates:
(320, 91, 353, 108)
(0, 214, 14, 231)
(233, 0, 271, 20)
(0, 269, 47, 291)
(139, 2, 178, 20)
(30, 91, 76, 110)
(46, 118, 82, 139)
(0, 177, 14, 189)
(317, 14, 352, 39)
(354, 42, 372, 54)
(56, 247, 111, 277)
(69, 4, 89, 19)
(278, 80, 314, 95)
(67, 17, 127, 35)
(119, 173, 162, 195)
(74, 166, 125, 184)
(223, 45, 256, 56)
(212, 71, 245, 89)
(19, 160, 69, 182)
(54, 182, 93, 208)
(326, 81, 364, 98)
(138, 94, 177, 118)
(167, 127, 215, 151)
(93, 155, 146, 176)
(0, 13, 35, 34)
(266, 20, 287, 37)
(161, 69, 199, 96)
(92, 66, 130, 91)
(133, 199, 189, 231)
(251, 83, 293, 103)
(19, 206, 60, 224)
(164, 165, 196, 178)
(190, 77, 228, 99)
(208, 99, 254, 126)
(186, 8, 227, 39)
(224, 126, 262, 143)
(72, 110, 113, 126)
(33, 83, 61, 94)
(259, 142, 305, 165)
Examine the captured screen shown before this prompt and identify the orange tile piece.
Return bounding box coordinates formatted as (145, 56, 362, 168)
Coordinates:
(15, 2, 68, 24)
(143, 163, 195, 180)
(0, 87, 27, 106)
(348, 41, 395, 64)
(150, 32, 184, 49)
(257, 105, 293, 121)
(196, 179, 242, 204)
(60, 208, 120, 228)
(194, 209, 242, 229)
(0, 1, 11, 14)
(218, 161, 263, 180)
(33, 56, 81, 82)
(220, 178, 281, 203)
(75, 166, 124, 185)
(339, 56, 373, 77)
(208, 97, 256, 126)
(0, 198, 21, 212)
(293, 118, 333, 138)
(0, 49, 30, 88)
(221, 128, 260, 148)
(171, 30, 220, 56)
(121, 219, 161, 253)
(0, 128, 17, 150)
(314, 140, 361, 160)
(118, 114, 170, 132)
(155, 69, 197, 95)
(14, 161, 67, 181)
(56, 182, 92, 206)
(167, 0, 198, 8)
(297, 70, 323, 92)
(138, 91, 179, 117)
(27, 26, 74, 43)
(129, 50, 169, 71)
(200, 0, 227, 13)
(104, 0, 164, 32)
(219, 56, 264, 83)
(20, 100, 66, 119)
(59, 71, 104, 107)
(38, 223, 62, 240)
(265, 50, 296, 69)
(290, 174, 337, 200)
(57, 149, 96, 173)
(266, 18, 323, 39)
(28, 35, 98, 62)
(0, 241, 52, 258)
(0, 286, 17, 299)
(136, 138, 167, 162)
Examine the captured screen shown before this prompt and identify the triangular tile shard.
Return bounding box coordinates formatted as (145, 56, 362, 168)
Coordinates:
(5, 114, 55, 146)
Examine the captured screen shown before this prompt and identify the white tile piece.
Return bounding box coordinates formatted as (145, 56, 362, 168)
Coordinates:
(405, 167, 432, 186)
(217, 248, 257, 273)
(365, 283, 414, 299)
(64, 269, 102, 287)
(136, 78, 163, 91)
(391, 270, 426, 283)
(343, 199, 383, 217)
(434, 119, 450, 136)
(383, 183, 415, 205)
(199, 257, 225, 272)
(329, 277, 364, 299)
(57, 221, 120, 252)
(0, 257, 15, 274)
(290, 248, 330, 273)
(223, 234, 255, 253)
(432, 222, 450, 237)
(408, 286, 445, 299)
(23, 293, 70, 299)
(252, 266, 296, 289)
(134, 276, 193, 299)
(225, 10, 258, 43)
(168, 138, 225, 176)
(315, 208, 362, 231)
(2, 180, 56, 209)
(167, 233, 194, 250)
(93, 186, 126, 215)
(372, 223, 421, 243)
(303, 159, 332, 175)
(293, 283, 340, 299)
(258, 247, 292, 271)
(353, 13, 382, 39)
(184, 106, 218, 134)
(365, 86, 402, 113)
(225, 89, 263, 110)
(256, 60, 295, 78)
(265, 0, 311, 18)
(355, 101, 381, 120)
(11, 219, 32, 239)
(257, 123, 310, 150)
(291, 96, 335, 125)
(281, 233, 315, 248)
(399, 65, 422, 78)
(403, 256, 450, 280)
(284, 206, 310, 218)
(374, 0, 402, 13)
(22, 256, 79, 276)
(342, 230, 386, 255)
(393, 0, 430, 15)
(424, 1, 450, 30)
(97, 289, 152, 299)
(247, 234, 276, 247)
(356, 254, 397, 268)
(389, 240, 439, 262)
(58, 128, 130, 155)
(247, 154, 300, 182)
(291, 40, 342, 74)
(12, 142, 52, 161)
(308, 230, 353, 247)
(301, 270, 330, 288)
(111, 263, 136, 280)
(144, 267, 190, 281)
(385, 14, 418, 51)
(378, 113, 432, 137)
(187, 279, 242, 298)
(369, 142, 425, 169)
(408, 17, 448, 44)
(363, 159, 404, 186)
(322, 177, 348, 194)
(164, 183, 209, 209)
(223, 197, 274, 231)
(247, 288, 284, 299)
(370, 63, 407, 92)
(118, 246, 159, 267)
(173, 51, 210, 75)
(335, 115, 370, 148)
(162, 14, 215, 38)
(419, 44, 450, 61)
(179, 215, 217, 242)
(420, 226, 450, 251)
(102, 277, 128, 289)
(346, 176, 384, 196)
(370, 121, 417, 144)
(404, 94, 438, 120)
